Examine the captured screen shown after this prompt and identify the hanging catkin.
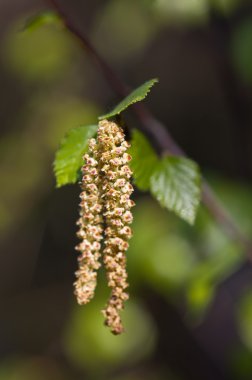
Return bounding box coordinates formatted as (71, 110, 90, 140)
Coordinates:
(74, 119, 134, 334)
(97, 120, 134, 335)
(74, 138, 103, 305)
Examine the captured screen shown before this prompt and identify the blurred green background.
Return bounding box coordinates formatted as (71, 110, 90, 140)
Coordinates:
(2, 0, 252, 379)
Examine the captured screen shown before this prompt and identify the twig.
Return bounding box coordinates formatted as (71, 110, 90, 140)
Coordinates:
(47, 0, 252, 255)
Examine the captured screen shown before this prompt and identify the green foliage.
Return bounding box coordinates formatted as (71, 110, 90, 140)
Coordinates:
(129, 129, 158, 191)
(150, 156, 201, 224)
(128, 129, 201, 224)
(23, 11, 62, 32)
(54, 125, 97, 187)
(99, 78, 158, 120)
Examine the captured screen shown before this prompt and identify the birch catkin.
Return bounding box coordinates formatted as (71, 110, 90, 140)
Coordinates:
(74, 119, 134, 334)
(74, 138, 103, 305)
(98, 120, 134, 334)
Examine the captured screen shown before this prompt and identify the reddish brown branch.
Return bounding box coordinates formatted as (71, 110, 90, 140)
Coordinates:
(47, 0, 252, 256)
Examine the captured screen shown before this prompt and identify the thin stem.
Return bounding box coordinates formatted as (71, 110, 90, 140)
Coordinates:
(48, 0, 129, 97)
(47, 0, 252, 256)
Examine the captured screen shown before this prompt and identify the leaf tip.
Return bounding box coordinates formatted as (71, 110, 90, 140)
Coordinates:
(98, 77, 159, 120)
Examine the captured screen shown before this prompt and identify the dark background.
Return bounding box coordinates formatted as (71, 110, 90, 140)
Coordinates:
(1, 0, 252, 379)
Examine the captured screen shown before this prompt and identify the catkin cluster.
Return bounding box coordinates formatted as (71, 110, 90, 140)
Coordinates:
(74, 119, 134, 334)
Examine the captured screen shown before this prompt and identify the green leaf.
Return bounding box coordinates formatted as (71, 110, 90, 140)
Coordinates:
(99, 78, 159, 120)
(150, 156, 201, 225)
(129, 129, 158, 191)
(54, 125, 97, 188)
(23, 11, 62, 32)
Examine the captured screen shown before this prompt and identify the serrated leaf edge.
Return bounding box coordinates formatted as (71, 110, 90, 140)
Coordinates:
(99, 78, 159, 120)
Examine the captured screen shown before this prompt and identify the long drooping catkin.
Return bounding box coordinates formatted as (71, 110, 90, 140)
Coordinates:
(73, 119, 134, 334)
(97, 120, 134, 334)
(74, 138, 103, 305)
